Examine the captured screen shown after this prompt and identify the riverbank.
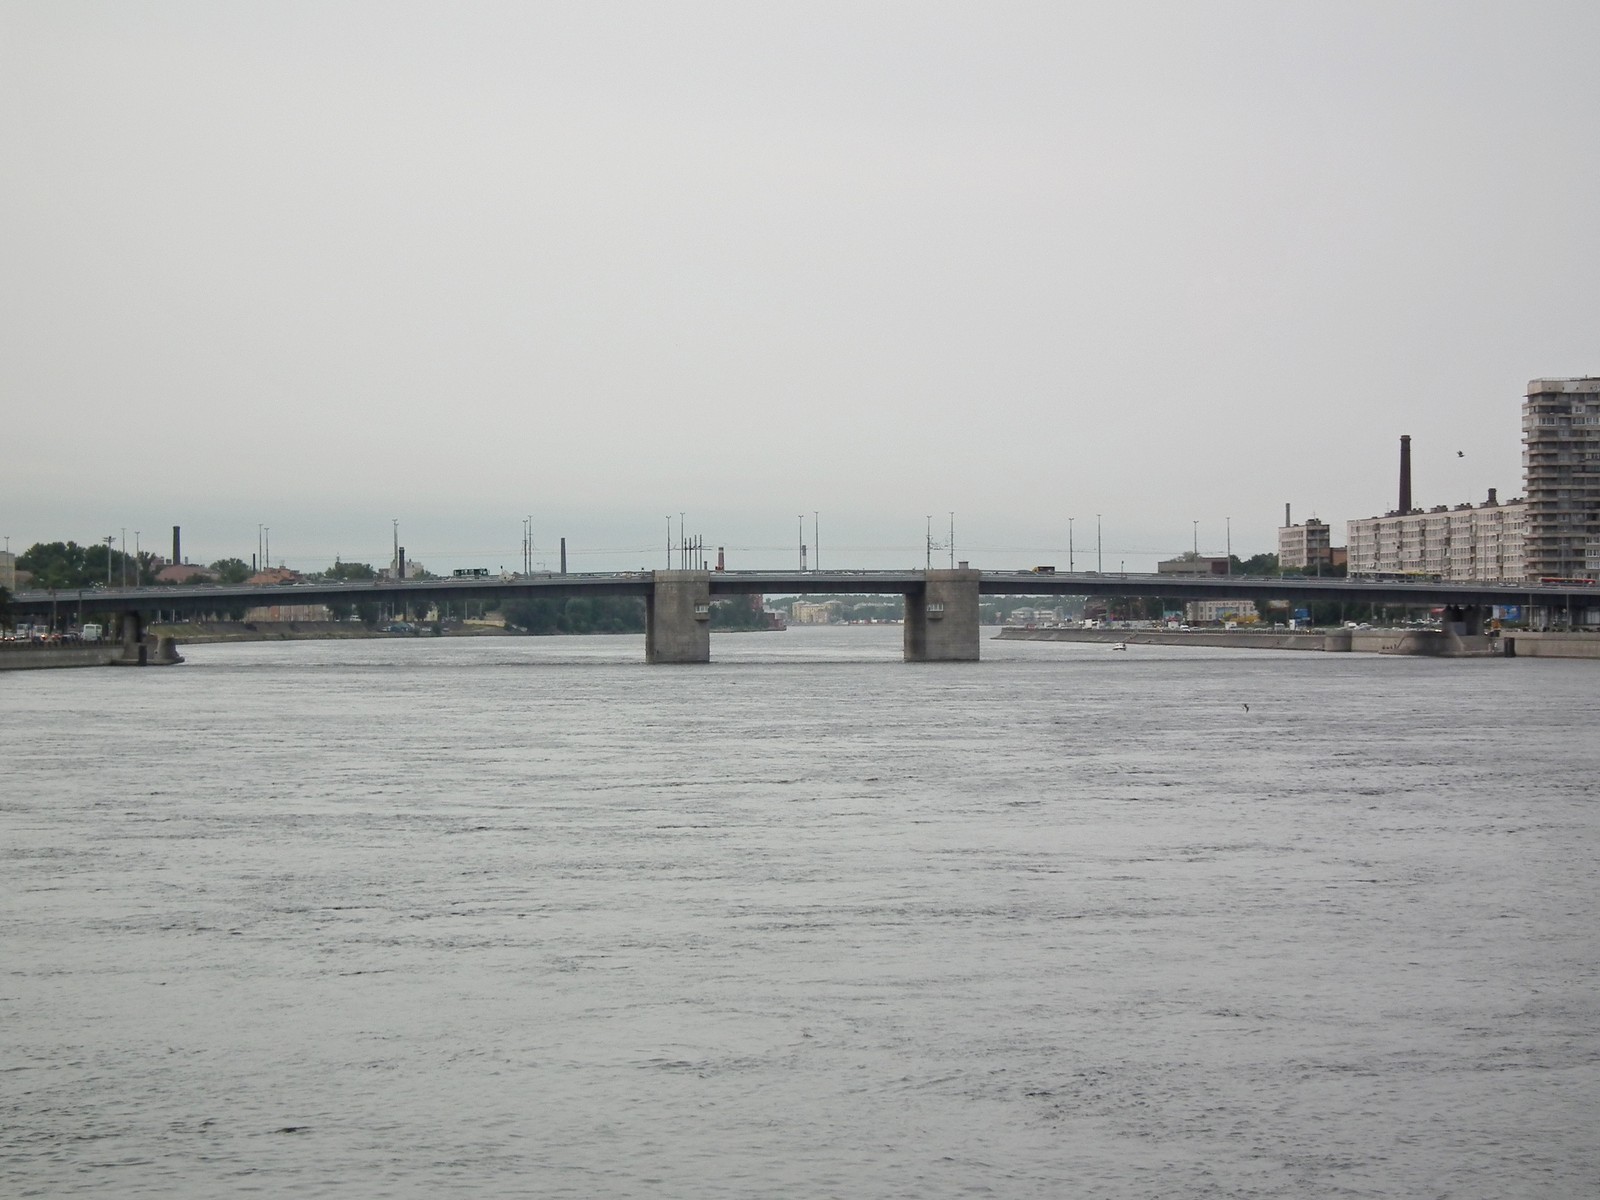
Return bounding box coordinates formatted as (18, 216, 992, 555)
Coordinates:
(144, 621, 521, 645)
(996, 626, 1600, 658)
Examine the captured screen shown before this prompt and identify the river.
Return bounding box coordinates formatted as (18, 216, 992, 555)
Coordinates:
(3, 627, 1596, 1197)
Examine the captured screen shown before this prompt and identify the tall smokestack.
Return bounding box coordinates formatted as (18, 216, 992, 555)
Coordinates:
(559, 537, 567, 575)
(1284, 503, 1291, 527)
(1399, 435, 1413, 513)
(172, 525, 181, 565)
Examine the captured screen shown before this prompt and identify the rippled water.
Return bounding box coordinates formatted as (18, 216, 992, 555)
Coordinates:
(4, 627, 1597, 1198)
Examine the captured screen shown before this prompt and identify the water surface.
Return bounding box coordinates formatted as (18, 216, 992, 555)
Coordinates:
(4, 628, 1596, 1197)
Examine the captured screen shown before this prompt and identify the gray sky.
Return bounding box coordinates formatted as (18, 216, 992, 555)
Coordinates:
(4, 1, 1597, 573)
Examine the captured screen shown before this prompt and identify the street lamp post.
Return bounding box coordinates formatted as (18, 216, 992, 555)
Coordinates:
(1193, 519, 1198, 558)
(1068, 517, 1074, 572)
(814, 511, 819, 571)
(798, 515, 805, 570)
(1226, 517, 1232, 573)
(1096, 515, 1102, 574)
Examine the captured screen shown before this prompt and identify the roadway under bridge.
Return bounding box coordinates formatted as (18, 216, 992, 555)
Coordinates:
(10, 569, 1594, 664)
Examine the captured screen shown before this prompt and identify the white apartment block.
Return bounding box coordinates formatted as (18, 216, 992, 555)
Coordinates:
(1277, 519, 1332, 571)
(1346, 494, 1526, 582)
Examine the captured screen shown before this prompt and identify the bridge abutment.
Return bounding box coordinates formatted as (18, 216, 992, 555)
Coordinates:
(647, 571, 711, 663)
(904, 569, 981, 662)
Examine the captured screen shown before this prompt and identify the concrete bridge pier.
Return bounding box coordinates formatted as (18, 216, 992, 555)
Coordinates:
(904, 569, 981, 662)
(1442, 604, 1486, 637)
(647, 571, 711, 663)
(114, 612, 147, 666)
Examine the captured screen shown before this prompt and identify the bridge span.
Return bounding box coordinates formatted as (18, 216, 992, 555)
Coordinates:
(10, 569, 1589, 664)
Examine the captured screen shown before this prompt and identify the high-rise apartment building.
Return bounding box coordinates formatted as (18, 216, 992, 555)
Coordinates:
(1522, 377, 1600, 580)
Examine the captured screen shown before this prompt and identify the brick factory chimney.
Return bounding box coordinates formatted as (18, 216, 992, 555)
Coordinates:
(172, 525, 181, 565)
(1399, 435, 1413, 513)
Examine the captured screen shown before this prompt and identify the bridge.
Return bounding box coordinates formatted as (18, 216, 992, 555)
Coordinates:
(10, 568, 1593, 664)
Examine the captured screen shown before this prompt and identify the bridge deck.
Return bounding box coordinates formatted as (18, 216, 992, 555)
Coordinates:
(10, 568, 1595, 617)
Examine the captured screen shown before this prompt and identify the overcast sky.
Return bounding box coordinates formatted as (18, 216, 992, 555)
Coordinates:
(3, 1, 1597, 573)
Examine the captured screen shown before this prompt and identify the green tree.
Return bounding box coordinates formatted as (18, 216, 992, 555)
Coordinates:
(210, 558, 252, 584)
(18, 540, 139, 590)
(501, 596, 645, 634)
(709, 596, 772, 629)
(326, 560, 379, 581)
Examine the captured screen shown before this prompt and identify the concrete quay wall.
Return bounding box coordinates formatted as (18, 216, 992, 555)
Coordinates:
(1502, 631, 1600, 659)
(996, 627, 1327, 651)
(0, 645, 124, 670)
(997, 626, 1600, 658)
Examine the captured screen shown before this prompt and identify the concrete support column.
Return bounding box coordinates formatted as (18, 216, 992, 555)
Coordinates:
(904, 569, 981, 662)
(116, 612, 147, 666)
(1442, 604, 1485, 637)
(647, 571, 711, 663)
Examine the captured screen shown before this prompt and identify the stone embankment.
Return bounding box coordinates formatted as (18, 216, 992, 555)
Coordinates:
(994, 626, 1493, 656)
(145, 621, 518, 645)
(0, 638, 183, 670)
(997, 626, 1600, 658)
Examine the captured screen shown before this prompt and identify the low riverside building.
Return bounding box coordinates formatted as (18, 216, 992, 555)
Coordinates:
(1157, 555, 1231, 576)
(156, 563, 217, 584)
(790, 600, 838, 624)
(1185, 598, 1256, 623)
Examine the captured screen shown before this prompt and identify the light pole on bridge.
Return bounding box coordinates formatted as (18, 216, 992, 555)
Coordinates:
(1068, 517, 1074, 573)
(1096, 515, 1102, 574)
